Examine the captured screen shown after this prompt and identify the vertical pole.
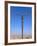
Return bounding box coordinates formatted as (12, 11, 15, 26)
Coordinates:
(22, 16, 24, 39)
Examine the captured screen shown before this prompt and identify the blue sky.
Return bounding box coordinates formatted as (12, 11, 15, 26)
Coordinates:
(10, 6, 32, 35)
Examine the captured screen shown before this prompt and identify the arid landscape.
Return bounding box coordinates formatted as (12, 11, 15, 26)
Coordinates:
(10, 32, 32, 39)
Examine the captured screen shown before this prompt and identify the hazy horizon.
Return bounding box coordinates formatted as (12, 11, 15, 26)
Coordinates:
(10, 31, 32, 39)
